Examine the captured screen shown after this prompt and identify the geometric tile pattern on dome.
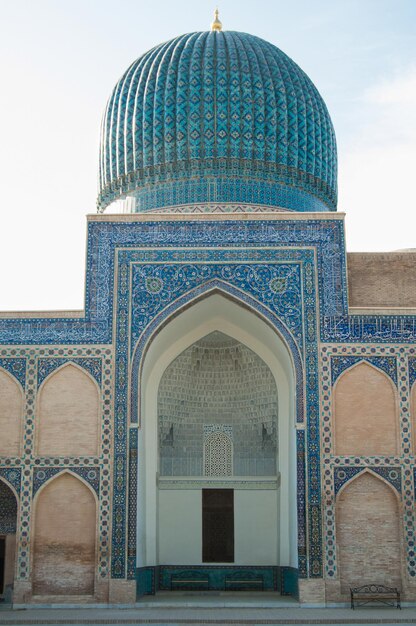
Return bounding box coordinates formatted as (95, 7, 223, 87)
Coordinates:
(110, 178, 333, 214)
(98, 31, 337, 212)
(149, 201, 312, 214)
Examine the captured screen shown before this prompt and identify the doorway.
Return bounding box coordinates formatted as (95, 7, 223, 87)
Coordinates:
(203, 489, 234, 563)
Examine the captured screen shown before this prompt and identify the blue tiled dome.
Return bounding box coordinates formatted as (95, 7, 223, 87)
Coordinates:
(98, 30, 337, 213)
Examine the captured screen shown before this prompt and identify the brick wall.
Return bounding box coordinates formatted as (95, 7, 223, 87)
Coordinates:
(37, 364, 99, 456)
(0, 369, 22, 456)
(334, 362, 397, 455)
(347, 252, 416, 308)
(33, 473, 96, 596)
(336, 472, 401, 593)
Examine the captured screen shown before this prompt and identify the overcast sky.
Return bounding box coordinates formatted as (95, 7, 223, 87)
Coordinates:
(0, 0, 415, 310)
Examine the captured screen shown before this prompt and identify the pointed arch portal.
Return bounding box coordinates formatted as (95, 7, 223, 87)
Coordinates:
(134, 292, 299, 579)
(117, 250, 323, 588)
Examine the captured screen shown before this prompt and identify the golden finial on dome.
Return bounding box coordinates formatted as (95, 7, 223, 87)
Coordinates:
(211, 8, 222, 31)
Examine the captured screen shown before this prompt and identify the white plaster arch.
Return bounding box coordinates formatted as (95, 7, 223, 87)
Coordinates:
(136, 292, 298, 568)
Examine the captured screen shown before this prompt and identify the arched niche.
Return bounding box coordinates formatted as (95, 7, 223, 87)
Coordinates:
(137, 292, 298, 569)
(0, 479, 18, 600)
(336, 471, 401, 593)
(334, 361, 398, 456)
(33, 472, 97, 596)
(158, 331, 278, 478)
(36, 363, 100, 457)
(0, 368, 23, 457)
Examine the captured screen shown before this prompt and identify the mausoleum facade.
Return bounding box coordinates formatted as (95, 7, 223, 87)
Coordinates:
(1, 15, 416, 606)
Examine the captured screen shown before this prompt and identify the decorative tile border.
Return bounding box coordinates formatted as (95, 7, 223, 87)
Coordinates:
(130, 275, 305, 426)
(119, 245, 319, 580)
(321, 344, 416, 580)
(0, 468, 21, 494)
(0, 345, 112, 583)
(0, 216, 415, 592)
(0, 358, 26, 388)
(37, 358, 102, 387)
(113, 240, 322, 577)
(0, 217, 349, 344)
(409, 357, 416, 389)
(334, 466, 401, 494)
(32, 467, 100, 496)
(322, 314, 416, 344)
(0, 479, 18, 533)
(331, 355, 397, 386)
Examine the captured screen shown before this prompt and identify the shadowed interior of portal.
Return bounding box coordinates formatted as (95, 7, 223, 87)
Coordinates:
(157, 331, 279, 565)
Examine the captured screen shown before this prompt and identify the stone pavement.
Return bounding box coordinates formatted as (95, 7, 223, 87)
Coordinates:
(1, 603, 416, 625)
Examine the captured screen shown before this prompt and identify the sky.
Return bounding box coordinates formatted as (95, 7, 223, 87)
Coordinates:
(0, 0, 415, 311)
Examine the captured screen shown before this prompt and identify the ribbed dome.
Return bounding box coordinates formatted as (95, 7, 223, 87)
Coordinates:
(98, 30, 337, 213)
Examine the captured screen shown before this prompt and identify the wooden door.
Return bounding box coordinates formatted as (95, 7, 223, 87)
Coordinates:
(202, 489, 234, 562)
